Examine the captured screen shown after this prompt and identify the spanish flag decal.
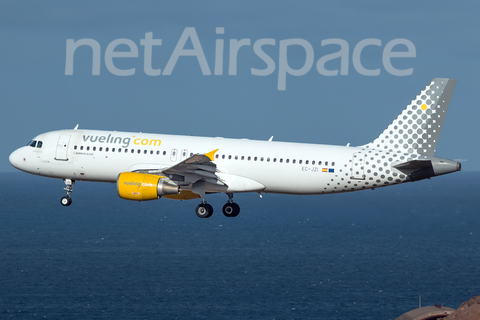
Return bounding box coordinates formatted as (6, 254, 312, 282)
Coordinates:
(322, 168, 328, 172)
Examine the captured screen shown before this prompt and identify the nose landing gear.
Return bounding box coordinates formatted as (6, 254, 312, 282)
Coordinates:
(61, 196, 72, 206)
(60, 179, 75, 206)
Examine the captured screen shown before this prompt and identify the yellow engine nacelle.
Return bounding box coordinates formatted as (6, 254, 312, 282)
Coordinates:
(117, 172, 179, 201)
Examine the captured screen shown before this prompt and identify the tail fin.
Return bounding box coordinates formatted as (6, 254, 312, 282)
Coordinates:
(363, 78, 456, 155)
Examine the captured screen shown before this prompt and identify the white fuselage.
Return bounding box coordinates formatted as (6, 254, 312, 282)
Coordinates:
(9, 129, 419, 195)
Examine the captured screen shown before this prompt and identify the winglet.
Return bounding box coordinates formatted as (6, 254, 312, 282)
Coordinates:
(204, 149, 219, 161)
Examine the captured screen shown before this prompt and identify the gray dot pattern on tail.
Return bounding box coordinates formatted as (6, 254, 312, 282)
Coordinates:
(364, 79, 449, 155)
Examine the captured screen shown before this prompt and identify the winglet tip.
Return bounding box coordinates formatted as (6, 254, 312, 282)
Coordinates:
(205, 149, 219, 161)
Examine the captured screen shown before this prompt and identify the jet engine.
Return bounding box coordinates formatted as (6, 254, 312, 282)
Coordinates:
(117, 172, 179, 201)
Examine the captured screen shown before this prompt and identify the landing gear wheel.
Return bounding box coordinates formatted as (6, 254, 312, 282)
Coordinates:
(222, 202, 240, 217)
(61, 196, 72, 206)
(61, 179, 75, 206)
(196, 203, 213, 218)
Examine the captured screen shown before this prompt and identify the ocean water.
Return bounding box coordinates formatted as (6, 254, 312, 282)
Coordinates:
(0, 172, 479, 320)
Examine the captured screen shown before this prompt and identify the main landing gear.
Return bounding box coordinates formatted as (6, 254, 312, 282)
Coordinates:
(222, 193, 240, 217)
(195, 193, 240, 218)
(195, 202, 214, 218)
(60, 179, 75, 206)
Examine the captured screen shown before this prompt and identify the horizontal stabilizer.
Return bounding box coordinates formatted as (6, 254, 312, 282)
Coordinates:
(393, 157, 460, 181)
(393, 160, 432, 170)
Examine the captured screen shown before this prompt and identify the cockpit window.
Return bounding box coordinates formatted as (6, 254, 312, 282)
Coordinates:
(27, 140, 43, 148)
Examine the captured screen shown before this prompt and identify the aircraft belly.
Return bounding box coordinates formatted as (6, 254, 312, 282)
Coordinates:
(218, 166, 331, 195)
(211, 172, 265, 192)
(261, 175, 331, 194)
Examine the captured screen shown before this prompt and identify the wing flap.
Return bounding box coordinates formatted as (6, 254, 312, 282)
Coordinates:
(162, 149, 225, 186)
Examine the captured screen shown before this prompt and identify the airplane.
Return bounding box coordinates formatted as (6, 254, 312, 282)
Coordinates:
(9, 78, 461, 218)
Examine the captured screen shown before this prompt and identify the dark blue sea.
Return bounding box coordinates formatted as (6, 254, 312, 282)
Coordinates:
(0, 172, 479, 320)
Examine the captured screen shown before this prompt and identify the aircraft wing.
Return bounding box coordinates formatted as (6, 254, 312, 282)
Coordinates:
(160, 149, 225, 186)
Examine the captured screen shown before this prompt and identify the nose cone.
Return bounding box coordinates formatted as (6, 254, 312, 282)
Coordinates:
(9, 147, 29, 172)
(9, 149, 21, 169)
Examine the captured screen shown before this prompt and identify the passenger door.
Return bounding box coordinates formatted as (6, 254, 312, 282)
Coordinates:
(351, 152, 366, 180)
(55, 134, 71, 161)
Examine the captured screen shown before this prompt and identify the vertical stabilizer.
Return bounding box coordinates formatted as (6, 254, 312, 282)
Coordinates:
(363, 78, 456, 155)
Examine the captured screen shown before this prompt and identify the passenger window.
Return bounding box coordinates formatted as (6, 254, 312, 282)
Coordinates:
(325, 161, 328, 166)
(292, 159, 296, 164)
(260, 157, 264, 161)
(80, 146, 84, 150)
(138, 150, 141, 154)
(99, 147, 102, 151)
(312, 161, 315, 165)
(144, 150, 147, 154)
(125, 149, 128, 153)
(157, 151, 160, 155)
(163, 151, 166, 155)
(299, 160, 302, 164)
(332, 162, 335, 166)
(222, 155, 225, 159)
(267, 157, 270, 162)
(215, 154, 219, 159)
(107, 148, 110, 152)
(286, 159, 289, 163)
(248, 156, 251, 161)
(131, 149, 134, 153)
(228, 155, 232, 159)
(254, 157, 257, 161)
(273, 158, 276, 162)
(74, 145, 77, 150)
(86, 146, 90, 151)
(241, 156, 244, 160)
(305, 160, 309, 165)
(37, 141, 43, 148)
(280, 158, 283, 163)
(318, 161, 322, 165)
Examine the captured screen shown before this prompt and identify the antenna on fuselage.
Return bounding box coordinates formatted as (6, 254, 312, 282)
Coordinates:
(73, 124, 79, 130)
(268, 136, 273, 142)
